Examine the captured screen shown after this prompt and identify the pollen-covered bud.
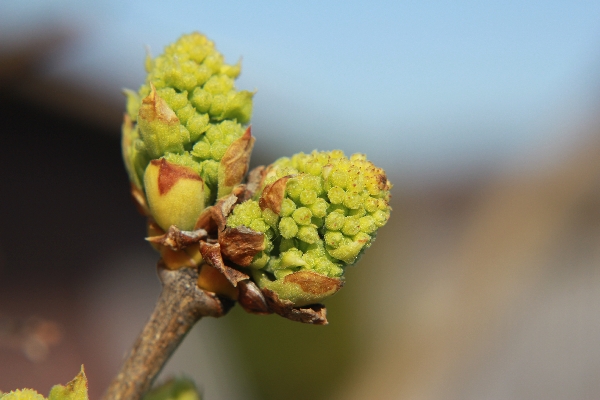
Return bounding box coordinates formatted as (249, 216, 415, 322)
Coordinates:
(227, 150, 392, 307)
(122, 32, 255, 234)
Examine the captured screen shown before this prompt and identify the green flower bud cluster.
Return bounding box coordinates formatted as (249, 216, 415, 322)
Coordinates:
(122, 32, 255, 231)
(227, 150, 391, 304)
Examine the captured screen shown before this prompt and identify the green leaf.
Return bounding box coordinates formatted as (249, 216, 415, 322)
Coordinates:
(47, 366, 88, 400)
(0, 367, 87, 400)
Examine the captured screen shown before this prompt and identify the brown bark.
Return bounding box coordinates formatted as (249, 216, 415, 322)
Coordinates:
(102, 261, 233, 400)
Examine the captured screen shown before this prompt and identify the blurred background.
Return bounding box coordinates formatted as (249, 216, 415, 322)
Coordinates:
(1, 1, 600, 399)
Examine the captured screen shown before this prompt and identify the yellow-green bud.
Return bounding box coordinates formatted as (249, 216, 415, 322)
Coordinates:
(144, 158, 205, 231)
(227, 150, 392, 306)
(121, 30, 259, 282)
(122, 32, 255, 232)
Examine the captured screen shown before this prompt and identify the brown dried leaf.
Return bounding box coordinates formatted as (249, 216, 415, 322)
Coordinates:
(258, 175, 292, 214)
(219, 226, 265, 266)
(245, 165, 266, 198)
(237, 280, 272, 315)
(231, 184, 248, 200)
(199, 242, 249, 286)
(139, 84, 179, 127)
(230, 164, 266, 203)
(146, 225, 208, 251)
(261, 288, 328, 325)
(194, 206, 217, 233)
(217, 126, 255, 199)
(219, 194, 239, 220)
(193, 193, 238, 234)
(211, 194, 239, 232)
(146, 222, 198, 269)
(230, 184, 254, 204)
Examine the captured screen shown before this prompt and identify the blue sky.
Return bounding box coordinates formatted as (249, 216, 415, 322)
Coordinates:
(3, 1, 600, 179)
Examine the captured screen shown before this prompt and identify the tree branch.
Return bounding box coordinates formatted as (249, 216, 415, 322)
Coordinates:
(102, 261, 233, 400)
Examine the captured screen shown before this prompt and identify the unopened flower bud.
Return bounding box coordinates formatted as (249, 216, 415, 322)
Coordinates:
(227, 150, 392, 306)
(144, 158, 205, 231)
(122, 32, 255, 233)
